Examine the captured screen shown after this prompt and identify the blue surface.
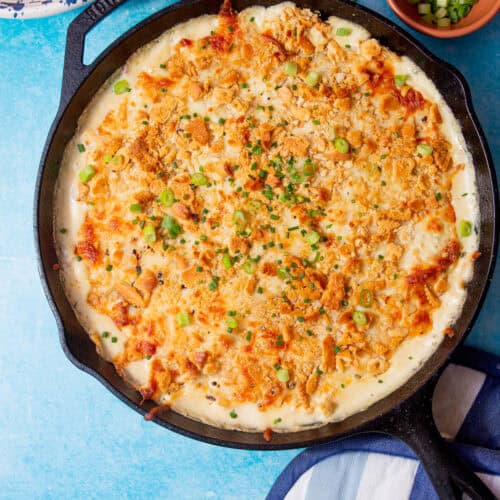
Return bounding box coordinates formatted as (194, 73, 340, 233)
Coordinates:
(0, 2, 498, 499)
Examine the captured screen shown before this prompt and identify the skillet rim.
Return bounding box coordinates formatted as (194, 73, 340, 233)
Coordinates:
(34, 0, 498, 450)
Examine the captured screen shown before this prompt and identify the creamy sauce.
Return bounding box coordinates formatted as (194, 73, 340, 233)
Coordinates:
(55, 3, 479, 431)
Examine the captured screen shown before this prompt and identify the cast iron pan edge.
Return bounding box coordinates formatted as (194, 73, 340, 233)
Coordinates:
(34, 0, 498, 498)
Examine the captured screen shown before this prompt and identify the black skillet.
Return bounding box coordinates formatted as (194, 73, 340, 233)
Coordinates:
(34, 0, 499, 498)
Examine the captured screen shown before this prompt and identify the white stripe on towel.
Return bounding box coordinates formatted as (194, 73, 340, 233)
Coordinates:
(477, 473, 500, 498)
(354, 453, 418, 500)
(433, 364, 486, 439)
(285, 468, 313, 500)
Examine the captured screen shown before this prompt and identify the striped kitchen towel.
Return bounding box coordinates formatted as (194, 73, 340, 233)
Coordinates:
(268, 346, 500, 500)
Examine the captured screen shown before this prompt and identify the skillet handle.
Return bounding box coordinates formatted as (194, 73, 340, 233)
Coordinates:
(61, 0, 128, 109)
(374, 376, 495, 499)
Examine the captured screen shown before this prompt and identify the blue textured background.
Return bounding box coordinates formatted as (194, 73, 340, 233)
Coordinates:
(0, 1, 498, 498)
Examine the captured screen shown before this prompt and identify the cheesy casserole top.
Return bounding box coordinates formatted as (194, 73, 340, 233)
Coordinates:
(55, 2, 479, 432)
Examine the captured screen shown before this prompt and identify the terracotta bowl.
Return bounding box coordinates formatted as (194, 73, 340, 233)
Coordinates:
(387, 0, 500, 37)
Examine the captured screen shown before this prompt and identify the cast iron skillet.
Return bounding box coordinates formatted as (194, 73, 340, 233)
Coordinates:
(35, 0, 498, 498)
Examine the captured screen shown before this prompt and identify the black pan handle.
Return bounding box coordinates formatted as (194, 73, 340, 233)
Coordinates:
(60, 0, 128, 110)
(372, 375, 495, 499)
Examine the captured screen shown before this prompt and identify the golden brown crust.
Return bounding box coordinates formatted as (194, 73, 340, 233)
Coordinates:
(64, 5, 465, 419)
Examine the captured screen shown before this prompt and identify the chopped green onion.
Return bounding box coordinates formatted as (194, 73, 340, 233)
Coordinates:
(305, 71, 320, 87)
(459, 220, 472, 237)
(435, 192, 442, 201)
(242, 259, 256, 274)
(336, 27, 351, 36)
(352, 310, 367, 326)
(284, 61, 298, 76)
(77, 143, 85, 153)
(229, 410, 238, 419)
(416, 143, 433, 156)
(305, 231, 321, 245)
(334, 137, 349, 154)
(191, 172, 209, 186)
(78, 165, 96, 183)
(277, 368, 289, 383)
(222, 254, 233, 269)
(143, 223, 156, 243)
(303, 161, 316, 177)
(418, 3, 431, 15)
(435, 7, 448, 18)
(130, 203, 142, 213)
(208, 276, 219, 291)
(103, 154, 123, 165)
(161, 216, 182, 238)
(359, 289, 373, 308)
(233, 209, 247, 227)
(246, 199, 261, 212)
(226, 317, 238, 329)
(276, 368, 290, 383)
(421, 13, 434, 24)
(113, 79, 131, 94)
(437, 17, 451, 27)
(159, 188, 175, 206)
(176, 312, 191, 327)
(394, 74, 408, 87)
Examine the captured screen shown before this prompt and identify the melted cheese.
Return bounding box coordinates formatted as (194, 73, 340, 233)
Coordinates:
(55, 3, 479, 432)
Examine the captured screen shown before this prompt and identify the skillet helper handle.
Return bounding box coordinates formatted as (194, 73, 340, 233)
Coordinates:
(61, 0, 128, 109)
(378, 377, 495, 500)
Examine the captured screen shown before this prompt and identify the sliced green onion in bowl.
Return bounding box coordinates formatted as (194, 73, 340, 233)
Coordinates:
(435, 7, 448, 18)
(176, 312, 191, 327)
(418, 3, 431, 14)
(159, 188, 175, 206)
(305, 71, 320, 87)
(334, 137, 350, 154)
(416, 143, 433, 156)
(352, 310, 367, 326)
(79, 165, 96, 183)
(437, 17, 451, 27)
(421, 13, 435, 24)
(459, 220, 472, 237)
(284, 61, 298, 76)
(191, 172, 209, 186)
(409, 0, 478, 26)
(130, 203, 142, 214)
(113, 79, 131, 95)
(277, 368, 290, 383)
